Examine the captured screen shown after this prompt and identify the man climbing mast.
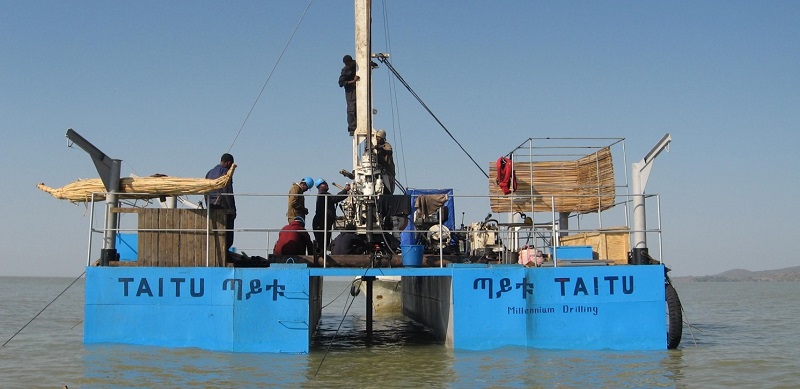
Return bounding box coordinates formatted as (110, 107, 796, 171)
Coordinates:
(339, 54, 358, 135)
(331, 0, 411, 254)
(352, 0, 377, 239)
(333, 1, 385, 242)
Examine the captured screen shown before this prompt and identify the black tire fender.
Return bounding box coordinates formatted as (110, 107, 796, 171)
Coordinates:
(666, 283, 683, 349)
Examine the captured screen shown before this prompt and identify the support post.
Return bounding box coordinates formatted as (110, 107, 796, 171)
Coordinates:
(354, 0, 371, 140)
(363, 276, 375, 339)
(354, 0, 377, 243)
(558, 212, 570, 238)
(353, 0, 372, 169)
(631, 171, 648, 265)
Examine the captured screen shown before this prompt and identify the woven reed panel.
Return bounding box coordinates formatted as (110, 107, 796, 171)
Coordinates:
(137, 209, 226, 267)
(37, 164, 235, 202)
(489, 147, 616, 214)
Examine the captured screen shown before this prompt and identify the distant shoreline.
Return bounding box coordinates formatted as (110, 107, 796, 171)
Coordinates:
(673, 265, 800, 282)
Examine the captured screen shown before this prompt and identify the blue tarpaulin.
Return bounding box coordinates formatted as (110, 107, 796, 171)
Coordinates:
(400, 188, 456, 247)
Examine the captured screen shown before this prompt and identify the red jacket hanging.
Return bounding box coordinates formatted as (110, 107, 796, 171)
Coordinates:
(496, 156, 517, 195)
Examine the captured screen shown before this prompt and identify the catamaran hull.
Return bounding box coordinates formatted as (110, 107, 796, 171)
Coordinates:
(84, 263, 673, 353)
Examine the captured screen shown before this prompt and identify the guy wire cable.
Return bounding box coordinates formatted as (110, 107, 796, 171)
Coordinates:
(320, 278, 355, 310)
(378, 57, 489, 179)
(227, 0, 315, 153)
(2, 271, 86, 348)
(379, 0, 410, 188)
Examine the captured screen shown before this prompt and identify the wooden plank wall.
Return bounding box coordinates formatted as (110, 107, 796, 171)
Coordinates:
(136, 209, 226, 267)
(559, 227, 631, 264)
(489, 147, 616, 214)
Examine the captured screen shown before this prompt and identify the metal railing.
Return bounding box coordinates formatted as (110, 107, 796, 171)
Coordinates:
(84, 190, 665, 268)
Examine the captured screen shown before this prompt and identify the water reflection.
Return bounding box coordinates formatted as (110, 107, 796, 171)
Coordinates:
(661, 348, 687, 386)
(78, 281, 689, 388)
(448, 348, 681, 388)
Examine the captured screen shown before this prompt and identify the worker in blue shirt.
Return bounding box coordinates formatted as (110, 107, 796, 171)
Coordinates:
(205, 153, 236, 253)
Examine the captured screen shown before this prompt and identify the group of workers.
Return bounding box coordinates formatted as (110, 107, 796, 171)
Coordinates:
(278, 176, 351, 256)
(203, 54, 395, 259)
(205, 153, 360, 258)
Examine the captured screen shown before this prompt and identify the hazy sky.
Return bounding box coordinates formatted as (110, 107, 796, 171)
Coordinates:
(2, 1, 798, 277)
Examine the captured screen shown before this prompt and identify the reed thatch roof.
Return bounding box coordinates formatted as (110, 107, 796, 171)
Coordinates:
(37, 164, 236, 202)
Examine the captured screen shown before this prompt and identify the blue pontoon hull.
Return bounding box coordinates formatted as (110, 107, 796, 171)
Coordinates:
(84, 264, 668, 353)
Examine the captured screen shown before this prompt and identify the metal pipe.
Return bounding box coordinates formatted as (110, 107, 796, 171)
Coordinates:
(631, 133, 671, 265)
(100, 159, 121, 266)
(86, 193, 97, 266)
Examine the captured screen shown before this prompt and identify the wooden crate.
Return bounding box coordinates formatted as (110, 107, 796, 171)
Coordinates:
(134, 208, 227, 267)
(559, 227, 630, 264)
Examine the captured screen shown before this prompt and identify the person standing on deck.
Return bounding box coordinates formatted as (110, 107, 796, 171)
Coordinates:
(287, 176, 313, 223)
(312, 178, 350, 253)
(338, 54, 359, 136)
(273, 216, 314, 256)
(205, 153, 236, 253)
(373, 129, 396, 193)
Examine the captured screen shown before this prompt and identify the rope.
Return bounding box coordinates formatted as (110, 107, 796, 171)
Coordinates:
(227, 0, 315, 153)
(2, 271, 86, 348)
(667, 275, 698, 347)
(320, 280, 352, 310)
(377, 57, 489, 179)
(378, 0, 410, 188)
(314, 268, 370, 377)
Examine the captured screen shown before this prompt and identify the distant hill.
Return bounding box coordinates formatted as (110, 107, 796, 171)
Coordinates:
(674, 266, 800, 282)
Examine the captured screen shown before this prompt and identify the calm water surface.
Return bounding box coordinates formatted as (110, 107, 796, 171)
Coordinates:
(1, 276, 799, 388)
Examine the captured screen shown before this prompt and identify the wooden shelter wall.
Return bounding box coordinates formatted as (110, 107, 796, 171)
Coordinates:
(136, 209, 226, 267)
(559, 227, 630, 264)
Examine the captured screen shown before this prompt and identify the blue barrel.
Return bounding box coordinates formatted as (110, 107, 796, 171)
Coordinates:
(401, 245, 424, 267)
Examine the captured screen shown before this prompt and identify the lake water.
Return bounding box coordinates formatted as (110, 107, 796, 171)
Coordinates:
(1, 276, 799, 388)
